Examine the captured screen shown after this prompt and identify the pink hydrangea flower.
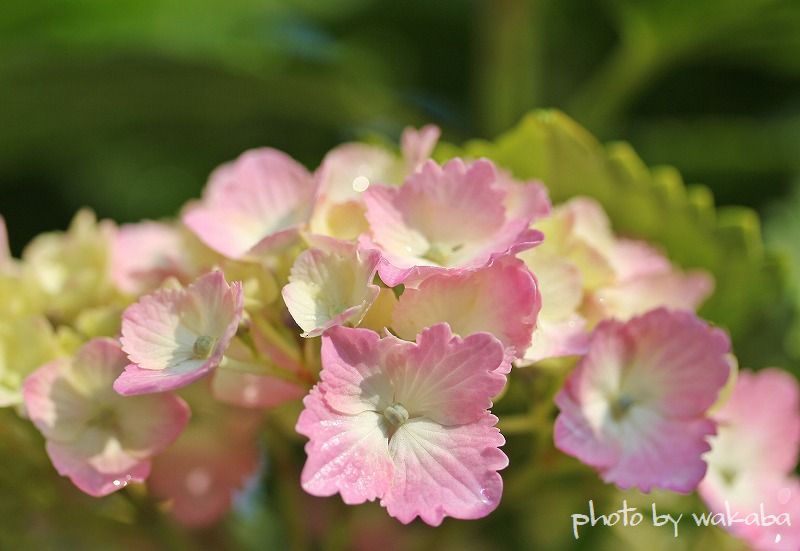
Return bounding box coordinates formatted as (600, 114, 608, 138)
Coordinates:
(148, 392, 262, 527)
(23, 338, 190, 497)
(296, 324, 509, 525)
(554, 308, 731, 493)
(699, 369, 800, 550)
(282, 236, 381, 337)
(360, 158, 545, 286)
(111, 220, 192, 295)
(115, 271, 244, 395)
(182, 148, 316, 259)
(391, 257, 540, 371)
(309, 125, 440, 240)
(519, 197, 712, 363)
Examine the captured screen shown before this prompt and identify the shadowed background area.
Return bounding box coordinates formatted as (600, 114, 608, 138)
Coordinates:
(3, 0, 800, 255)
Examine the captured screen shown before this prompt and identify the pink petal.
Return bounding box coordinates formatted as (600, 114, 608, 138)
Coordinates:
(382, 414, 507, 526)
(560, 197, 615, 254)
(320, 324, 506, 425)
(392, 257, 539, 361)
(114, 361, 215, 395)
(700, 473, 800, 551)
(46, 439, 151, 497)
(601, 415, 716, 493)
(315, 143, 399, 205)
(588, 270, 714, 322)
(522, 316, 590, 364)
(318, 326, 394, 415)
(494, 170, 551, 222)
(296, 386, 393, 504)
(383, 324, 507, 425)
(182, 148, 315, 259)
(24, 338, 128, 441)
(111, 221, 192, 295)
(400, 125, 440, 171)
(708, 369, 800, 478)
(23, 358, 93, 442)
(621, 309, 731, 417)
(116, 393, 191, 456)
(609, 239, 672, 280)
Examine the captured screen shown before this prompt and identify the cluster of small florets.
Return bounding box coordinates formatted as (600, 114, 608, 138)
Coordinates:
(1, 125, 797, 547)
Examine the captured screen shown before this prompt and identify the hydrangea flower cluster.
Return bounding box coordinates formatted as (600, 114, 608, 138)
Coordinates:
(1, 124, 795, 547)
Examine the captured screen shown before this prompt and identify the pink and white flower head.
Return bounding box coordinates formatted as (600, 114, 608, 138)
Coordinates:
(282, 236, 381, 338)
(309, 125, 440, 240)
(182, 148, 316, 259)
(115, 271, 244, 396)
(554, 308, 731, 493)
(111, 220, 192, 295)
(296, 323, 509, 525)
(391, 256, 540, 371)
(699, 369, 800, 550)
(23, 338, 190, 497)
(360, 158, 545, 286)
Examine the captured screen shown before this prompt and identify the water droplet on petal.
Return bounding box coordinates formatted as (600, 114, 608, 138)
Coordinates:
(112, 475, 131, 489)
(778, 487, 793, 505)
(775, 533, 782, 543)
(479, 488, 493, 505)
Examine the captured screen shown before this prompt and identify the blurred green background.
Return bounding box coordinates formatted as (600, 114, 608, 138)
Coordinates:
(3, 0, 800, 254)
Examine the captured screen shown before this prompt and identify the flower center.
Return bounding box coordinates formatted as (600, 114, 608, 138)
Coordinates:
(720, 466, 738, 486)
(192, 335, 216, 359)
(89, 406, 119, 432)
(422, 243, 462, 266)
(610, 393, 635, 422)
(382, 403, 409, 427)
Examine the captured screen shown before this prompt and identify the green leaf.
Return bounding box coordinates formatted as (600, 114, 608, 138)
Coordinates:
(765, 183, 800, 361)
(439, 110, 792, 366)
